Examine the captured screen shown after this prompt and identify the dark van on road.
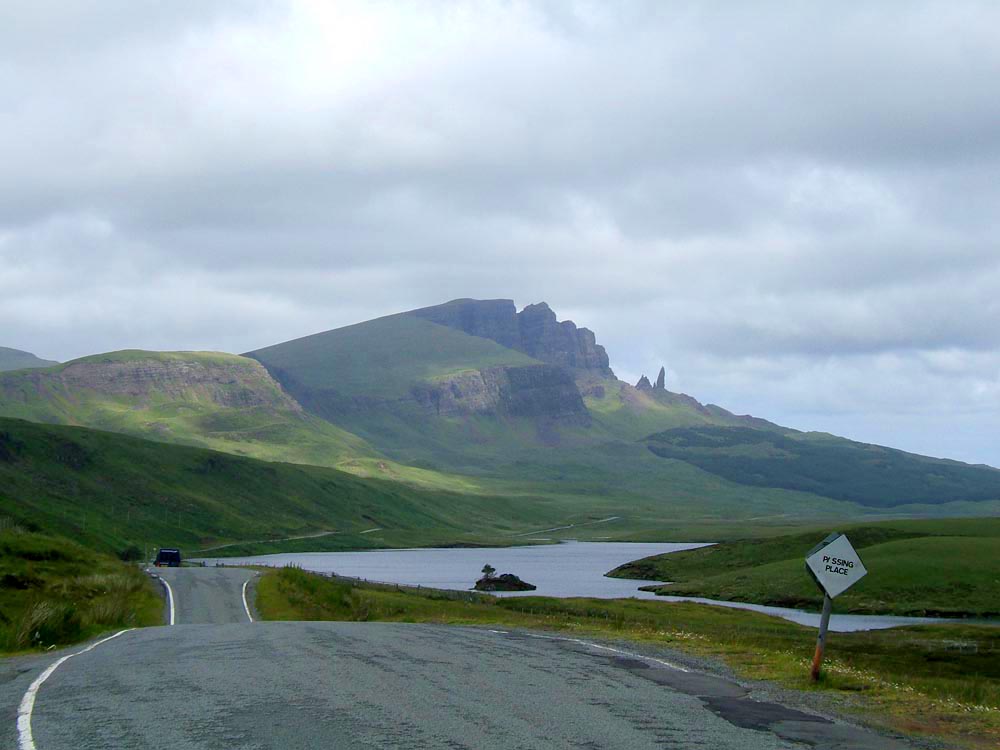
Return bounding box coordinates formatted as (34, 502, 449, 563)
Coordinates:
(155, 548, 182, 567)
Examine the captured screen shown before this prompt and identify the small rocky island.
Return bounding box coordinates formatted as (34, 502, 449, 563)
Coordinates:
(474, 564, 536, 592)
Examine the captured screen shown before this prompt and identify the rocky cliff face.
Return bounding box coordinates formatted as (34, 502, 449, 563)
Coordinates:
(2, 356, 301, 412)
(407, 299, 614, 377)
(516, 303, 612, 375)
(411, 364, 587, 420)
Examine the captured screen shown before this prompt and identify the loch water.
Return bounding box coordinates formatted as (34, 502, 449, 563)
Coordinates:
(202, 540, 957, 632)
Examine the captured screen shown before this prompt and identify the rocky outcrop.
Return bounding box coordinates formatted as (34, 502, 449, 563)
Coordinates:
(406, 299, 614, 377)
(411, 364, 587, 420)
(474, 573, 536, 591)
(636, 366, 667, 392)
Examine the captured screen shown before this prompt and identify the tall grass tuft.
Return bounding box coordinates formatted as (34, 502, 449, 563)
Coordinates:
(10, 600, 82, 650)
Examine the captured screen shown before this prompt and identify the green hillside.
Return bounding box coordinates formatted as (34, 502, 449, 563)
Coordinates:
(0, 346, 58, 372)
(644, 426, 1000, 507)
(248, 313, 539, 401)
(0, 417, 572, 555)
(582, 375, 780, 440)
(1, 528, 162, 653)
(0, 349, 377, 469)
(610, 518, 1000, 616)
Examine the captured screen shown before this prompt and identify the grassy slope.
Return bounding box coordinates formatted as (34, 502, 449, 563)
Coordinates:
(645, 426, 1000, 507)
(324, 406, 867, 526)
(0, 347, 58, 372)
(583, 376, 772, 439)
(256, 566, 1000, 746)
(0, 417, 576, 556)
(0, 528, 162, 653)
(247, 314, 539, 399)
(610, 518, 1000, 616)
(0, 349, 379, 469)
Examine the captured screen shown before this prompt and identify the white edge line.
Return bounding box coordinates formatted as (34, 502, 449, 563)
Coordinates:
(159, 576, 175, 626)
(17, 628, 133, 750)
(241, 578, 254, 623)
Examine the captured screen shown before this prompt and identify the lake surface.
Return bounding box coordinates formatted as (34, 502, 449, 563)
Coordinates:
(202, 541, 955, 632)
(205, 541, 704, 599)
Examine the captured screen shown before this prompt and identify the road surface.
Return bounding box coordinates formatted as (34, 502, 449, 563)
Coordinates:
(3, 568, 917, 749)
(155, 566, 256, 625)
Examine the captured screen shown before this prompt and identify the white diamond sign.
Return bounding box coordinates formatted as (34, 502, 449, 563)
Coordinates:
(805, 533, 867, 599)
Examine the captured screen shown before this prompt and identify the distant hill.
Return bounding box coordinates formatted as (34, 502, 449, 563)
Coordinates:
(0, 350, 375, 468)
(644, 426, 1000, 507)
(5, 300, 998, 530)
(0, 347, 58, 372)
(247, 299, 1000, 516)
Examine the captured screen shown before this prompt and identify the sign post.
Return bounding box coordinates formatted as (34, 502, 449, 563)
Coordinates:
(804, 532, 867, 681)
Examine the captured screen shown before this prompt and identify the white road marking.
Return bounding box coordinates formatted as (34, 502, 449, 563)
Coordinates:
(242, 578, 254, 623)
(512, 631, 690, 672)
(17, 629, 133, 750)
(359, 527, 382, 534)
(160, 576, 175, 626)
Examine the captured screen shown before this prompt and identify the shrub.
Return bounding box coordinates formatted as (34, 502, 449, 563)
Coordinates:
(118, 545, 143, 562)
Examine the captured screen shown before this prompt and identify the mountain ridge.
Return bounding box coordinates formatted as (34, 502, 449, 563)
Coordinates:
(2, 299, 997, 522)
(407, 298, 614, 377)
(245, 299, 1000, 511)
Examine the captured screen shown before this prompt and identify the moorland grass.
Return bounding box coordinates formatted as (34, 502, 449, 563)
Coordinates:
(610, 518, 1000, 617)
(0, 527, 162, 653)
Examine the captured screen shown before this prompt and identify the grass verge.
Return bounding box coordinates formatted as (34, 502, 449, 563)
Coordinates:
(0, 527, 162, 653)
(256, 565, 999, 748)
(609, 517, 1000, 617)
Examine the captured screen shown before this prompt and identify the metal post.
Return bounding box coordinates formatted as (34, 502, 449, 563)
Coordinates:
(811, 593, 833, 681)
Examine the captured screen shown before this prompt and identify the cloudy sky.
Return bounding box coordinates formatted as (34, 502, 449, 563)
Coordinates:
(2, 1, 999, 465)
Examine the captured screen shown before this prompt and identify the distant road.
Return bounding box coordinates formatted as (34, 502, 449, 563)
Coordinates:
(197, 529, 338, 554)
(4, 568, 915, 749)
(511, 515, 622, 537)
(154, 566, 256, 625)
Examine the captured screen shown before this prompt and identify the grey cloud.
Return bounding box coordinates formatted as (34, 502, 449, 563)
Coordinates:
(1, 0, 999, 463)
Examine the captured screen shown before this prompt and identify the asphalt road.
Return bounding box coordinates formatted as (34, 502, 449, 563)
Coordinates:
(3, 568, 918, 749)
(155, 566, 256, 625)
